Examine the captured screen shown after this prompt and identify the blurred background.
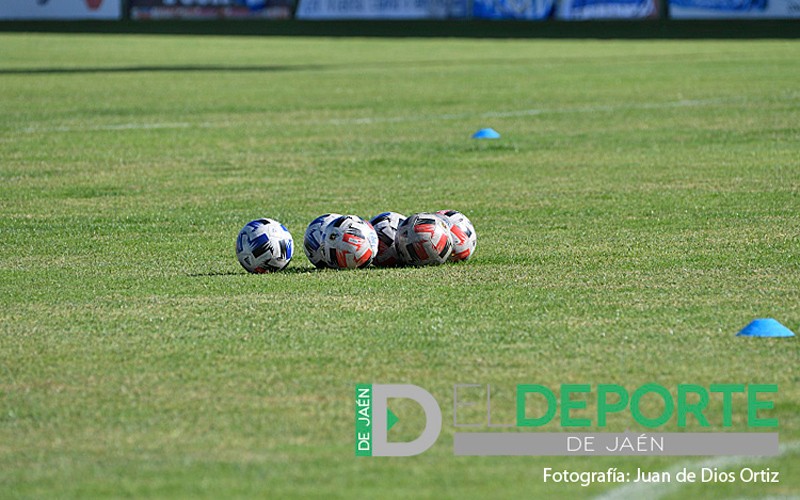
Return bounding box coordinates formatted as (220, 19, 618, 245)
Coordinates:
(1, 0, 798, 25)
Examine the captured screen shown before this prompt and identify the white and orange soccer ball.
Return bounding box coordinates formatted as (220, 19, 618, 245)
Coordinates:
(394, 213, 452, 266)
(321, 215, 379, 269)
(369, 211, 406, 267)
(436, 210, 477, 262)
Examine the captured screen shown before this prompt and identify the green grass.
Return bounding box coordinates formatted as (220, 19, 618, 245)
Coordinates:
(1, 34, 799, 498)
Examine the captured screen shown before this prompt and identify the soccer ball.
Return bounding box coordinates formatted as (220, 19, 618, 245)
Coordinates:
(236, 218, 294, 273)
(321, 215, 379, 269)
(437, 210, 477, 262)
(369, 212, 406, 267)
(303, 213, 342, 268)
(394, 213, 452, 266)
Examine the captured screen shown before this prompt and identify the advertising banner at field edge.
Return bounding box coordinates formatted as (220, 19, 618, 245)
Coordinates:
(130, 0, 294, 19)
(472, 0, 555, 19)
(295, 0, 466, 20)
(556, 0, 659, 18)
(0, 0, 121, 19)
(669, 0, 800, 17)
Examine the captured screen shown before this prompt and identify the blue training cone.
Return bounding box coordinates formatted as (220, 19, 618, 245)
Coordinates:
(737, 318, 796, 338)
(472, 128, 501, 139)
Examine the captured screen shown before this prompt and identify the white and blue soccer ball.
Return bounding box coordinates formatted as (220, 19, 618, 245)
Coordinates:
(236, 218, 294, 273)
(437, 210, 477, 262)
(321, 215, 379, 269)
(303, 213, 342, 268)
(369, 212, 406, 267)
(394, 213, 452, 266)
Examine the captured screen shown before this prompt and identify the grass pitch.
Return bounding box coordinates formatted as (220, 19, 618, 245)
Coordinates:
(1, 34, 799, 498)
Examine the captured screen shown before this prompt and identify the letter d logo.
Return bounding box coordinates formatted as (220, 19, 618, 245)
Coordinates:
(355, 384, 442, 457)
